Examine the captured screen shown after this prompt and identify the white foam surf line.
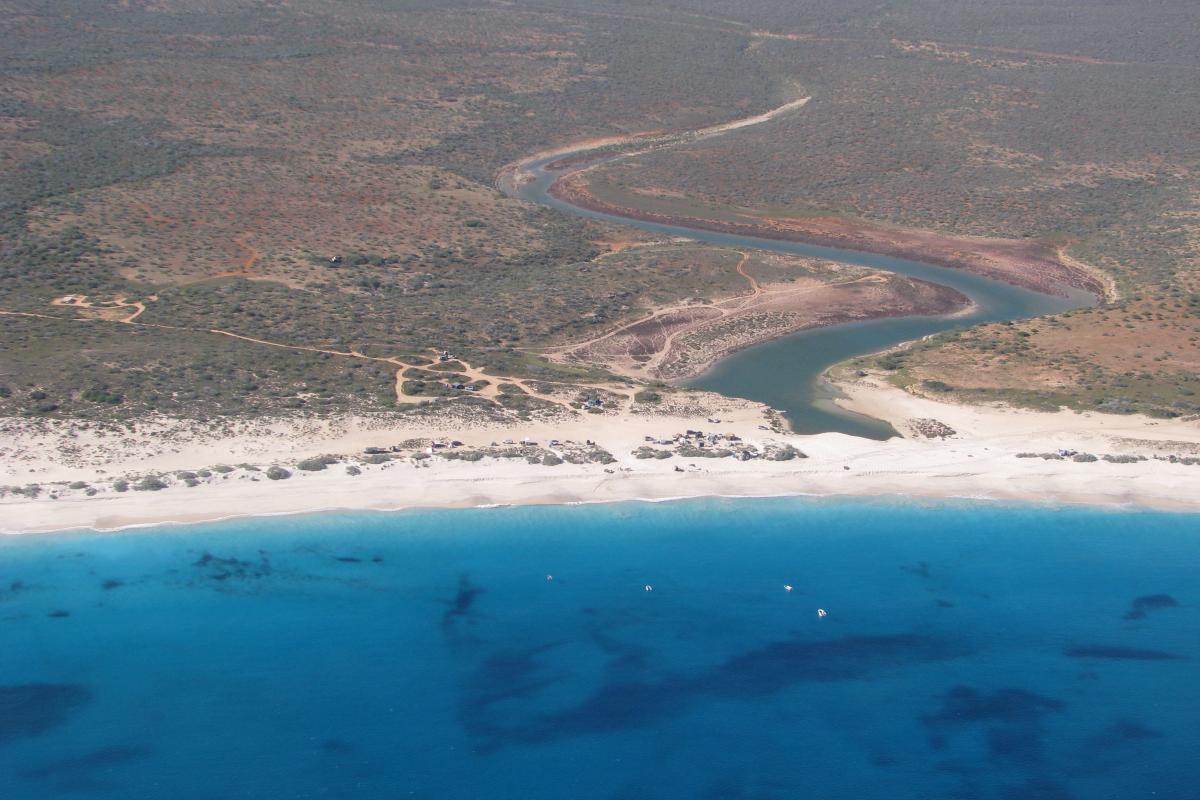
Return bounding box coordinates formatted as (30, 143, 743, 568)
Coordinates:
(3, 485, 1169, 538)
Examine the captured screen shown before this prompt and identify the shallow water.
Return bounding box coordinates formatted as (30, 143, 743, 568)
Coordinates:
(511, 156, 1093, 439)
(1, 498, 1197, 799)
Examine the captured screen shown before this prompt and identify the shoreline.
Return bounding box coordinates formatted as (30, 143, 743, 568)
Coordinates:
(5, 381, 1200, 535)
(3, 488, 1184, 539)
(5, 459, 1196, 538)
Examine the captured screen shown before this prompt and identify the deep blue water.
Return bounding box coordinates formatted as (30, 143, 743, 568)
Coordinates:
(1, 498, 1197, 800)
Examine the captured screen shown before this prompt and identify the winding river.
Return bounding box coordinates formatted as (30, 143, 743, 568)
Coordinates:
(502, 123, 1096, 440)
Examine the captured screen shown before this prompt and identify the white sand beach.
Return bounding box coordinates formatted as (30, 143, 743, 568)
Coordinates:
(3, 379, 1200, 534)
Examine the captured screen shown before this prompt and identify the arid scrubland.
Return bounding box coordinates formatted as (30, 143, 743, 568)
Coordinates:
(0, 0, 781, 419)
(569, 0, 1200, 417)
(1, 0, 1197, 425)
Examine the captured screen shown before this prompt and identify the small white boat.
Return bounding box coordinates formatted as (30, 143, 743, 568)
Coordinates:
(817, 608, 828, 618)
(644, 584, 654, 592)
(784, 584, 793, 592)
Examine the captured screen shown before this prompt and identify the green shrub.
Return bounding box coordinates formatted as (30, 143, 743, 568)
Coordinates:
(297, 455, 337, 471)
(82, 386, 123, 404)
(267, 466, 292, 480)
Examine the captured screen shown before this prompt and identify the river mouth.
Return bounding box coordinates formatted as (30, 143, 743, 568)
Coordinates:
(505, 152, 1095, 440)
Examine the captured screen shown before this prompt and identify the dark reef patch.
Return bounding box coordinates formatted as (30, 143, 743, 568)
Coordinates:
(442, 575, 484, 629)
(47, 609, 71, 618)
(1, 579, 32, 601)
(459, 643, 567, 739)
(698, 776, 789, 800)
(1087, 719, 1164, 749)
(986, 725, 1044, 765)
(902, 561, 932, 579)
(922, 686, 1065, 769)
(0, 683, 93, 744)
(922, 686, 1065, 725)
(999, 779, 1075, 800)
(1123, 594, 1180, 620)
(191, 551, 273, 583)
(701, 634, 970, 695)
(100, 579, 124, 590)
(320, 738, 356, 755)
(19, 745, 149, 781)
(463, 633, 969, 749)
(1064, 645, 1182, 661)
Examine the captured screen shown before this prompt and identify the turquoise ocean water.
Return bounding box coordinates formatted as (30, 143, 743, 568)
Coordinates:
(1, 497, 1197, 799)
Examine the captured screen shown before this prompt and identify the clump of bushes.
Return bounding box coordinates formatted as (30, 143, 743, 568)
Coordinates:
(764, 444, 805, 461)
(440, 450, 484, 462)
(134, 477, 167, 492)
(267, 466, 291, 480)
(676, 444, 734, 458)
(297, 455, 338, 471)
(82, 386, 123, 405)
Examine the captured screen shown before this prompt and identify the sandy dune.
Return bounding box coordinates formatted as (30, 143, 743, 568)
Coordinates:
(4, 382, 1199, 534)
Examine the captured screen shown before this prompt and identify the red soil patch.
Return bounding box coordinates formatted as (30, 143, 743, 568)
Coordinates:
(550, 174, 1105, 299)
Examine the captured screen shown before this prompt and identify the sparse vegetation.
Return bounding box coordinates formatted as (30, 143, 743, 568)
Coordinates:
(296, 455, 338, 472)
(1, 0, 1194, 426)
